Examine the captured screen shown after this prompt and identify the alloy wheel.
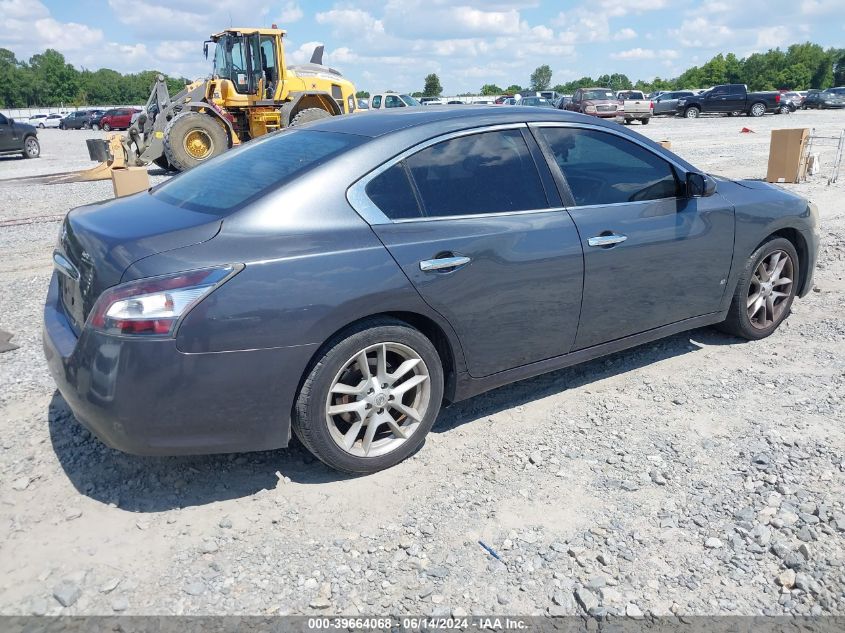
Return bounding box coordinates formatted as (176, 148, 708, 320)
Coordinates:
(183, 129, 214, 160)
(25, 138, 39, 157)
(747, 250, 794, 329)
(325, 342, 431, 458)
(751, 103, 765, 117)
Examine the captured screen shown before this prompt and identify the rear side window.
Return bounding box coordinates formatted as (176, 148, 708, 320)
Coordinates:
(371, 95, 382, 108)
(539, 127, 680, 206)
(404, 129, 548, 217)
(153, 129, 361, 214)
(365, 163, 422, 220)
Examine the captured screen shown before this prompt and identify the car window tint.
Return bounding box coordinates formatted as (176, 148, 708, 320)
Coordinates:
(152, 129, 362, 214)
(371, 96, 382, 108)
(405, 129, 548, 217)
(0, 113, 7, 125)
(365, 162, 422, 220)
(539, 127, 681, 206)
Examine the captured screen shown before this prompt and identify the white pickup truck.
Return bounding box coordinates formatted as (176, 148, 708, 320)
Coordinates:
(615, 90, 653, 125)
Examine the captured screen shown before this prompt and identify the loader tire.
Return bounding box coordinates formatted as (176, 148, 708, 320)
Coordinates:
(163, 112, 228, 172)
(289, 107, 333, 127)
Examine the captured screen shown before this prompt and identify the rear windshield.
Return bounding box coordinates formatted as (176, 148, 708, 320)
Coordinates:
(152, 129, 361, 214)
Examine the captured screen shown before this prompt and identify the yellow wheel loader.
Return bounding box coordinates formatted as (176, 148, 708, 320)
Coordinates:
(81, 26, 357, 179)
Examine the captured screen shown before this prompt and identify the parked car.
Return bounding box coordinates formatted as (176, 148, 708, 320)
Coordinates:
(802, 89, 845, 109)
(615, 90, 653, 125)
(553, 95, 572, 109)
(60, 110, 104, 130)
(40, 114, 64, 129)
(446, 100, 464, 105)
(652, 91, 694, 115)
(781, 92, 803, 109)
(493, 95, 513, 104)
(565, 87, 619, 118)
(369, 94, 422, 110)
(44, 107, 819, 474)
(502, 98, 517, 106)
(678, 84, 782, 118)
(517, 96, 554, 108)
(0, 112, 40, 159)
(99, 108, 141, 131)
(26, 114, 49, 127)
(419, 97, 444, 106)
(356, 99, 370, 110)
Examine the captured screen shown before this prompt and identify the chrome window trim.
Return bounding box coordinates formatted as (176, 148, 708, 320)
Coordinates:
(528, 120, 690, 209)
(346, 123, 559, 225)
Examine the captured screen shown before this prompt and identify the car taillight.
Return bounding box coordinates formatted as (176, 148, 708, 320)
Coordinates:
(650, 101, 654, 110)
(87, 265, 240, 336)
(775, 93, 781, 103)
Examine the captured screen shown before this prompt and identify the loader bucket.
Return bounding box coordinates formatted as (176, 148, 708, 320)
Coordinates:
(40, 135, 128, 184)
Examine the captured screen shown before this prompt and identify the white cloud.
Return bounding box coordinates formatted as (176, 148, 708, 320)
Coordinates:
(278, 2, 304, 23)
(613, 28, 637, 41)
(611, 48, 679, 61)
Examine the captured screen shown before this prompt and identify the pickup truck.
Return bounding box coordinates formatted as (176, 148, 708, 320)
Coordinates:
(615, 90, 653, 124)
(678, 84, 782, 118)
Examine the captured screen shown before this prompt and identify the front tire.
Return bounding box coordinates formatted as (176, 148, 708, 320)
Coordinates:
(22, 136, 40, 159)
(102, 123, 111, 131)
(717, 237, 799, 340)
(293, 318, 444, 474)
(163, 112, 229, 172)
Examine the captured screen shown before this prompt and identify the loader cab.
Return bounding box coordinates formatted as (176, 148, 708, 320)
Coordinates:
(209, 28, 286, 99)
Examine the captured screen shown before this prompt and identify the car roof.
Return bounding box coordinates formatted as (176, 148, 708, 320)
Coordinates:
(308, 105, 616, 139)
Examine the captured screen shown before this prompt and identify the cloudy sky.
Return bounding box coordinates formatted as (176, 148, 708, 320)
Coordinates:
(1, 0, 842, 93)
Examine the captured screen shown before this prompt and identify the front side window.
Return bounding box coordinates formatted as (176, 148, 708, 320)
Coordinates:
(539, 127, 681, 206)
(0, 113, 7, 125)
(403, 129, 547, 217)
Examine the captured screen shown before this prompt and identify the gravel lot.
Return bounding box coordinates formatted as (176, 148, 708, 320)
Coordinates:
(0, 113, 843, 618)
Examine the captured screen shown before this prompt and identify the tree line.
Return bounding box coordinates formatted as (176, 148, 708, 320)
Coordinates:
(0, 49, 189, 108)
(430, 42, 845, 97)
(3, 41, 844, 108)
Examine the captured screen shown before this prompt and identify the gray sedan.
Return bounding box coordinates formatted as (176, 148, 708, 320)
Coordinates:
(44, 107, 819, 474)
(653, 91, 694, 115)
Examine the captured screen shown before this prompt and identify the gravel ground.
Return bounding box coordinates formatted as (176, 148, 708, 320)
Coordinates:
(0, 113, 843, 617)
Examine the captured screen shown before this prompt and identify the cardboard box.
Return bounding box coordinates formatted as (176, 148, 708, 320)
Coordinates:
(658, 140, 672, 150)
(111, 167, 150, 198)
(766, 128, 810, 184)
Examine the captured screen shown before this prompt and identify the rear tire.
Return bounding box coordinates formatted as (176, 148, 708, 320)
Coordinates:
(163, 112, 229, 172)
(684, 107, 700, 119)
(289, 107, 333, 127)
(641, 117, 650, 125)
(716, 237, 799, 340)
(749, 103, 766, 117)
(102, 123, 111, 131)
(293, 318, 444, 475)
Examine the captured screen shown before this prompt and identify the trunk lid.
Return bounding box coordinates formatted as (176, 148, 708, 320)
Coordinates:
(56, 192, 221, 333)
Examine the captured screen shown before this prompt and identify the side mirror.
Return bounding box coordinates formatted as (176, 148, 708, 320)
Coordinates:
(687, 172, 717, 197)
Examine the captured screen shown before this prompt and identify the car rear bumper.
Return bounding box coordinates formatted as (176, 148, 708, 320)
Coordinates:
(43, 273, 317, 456)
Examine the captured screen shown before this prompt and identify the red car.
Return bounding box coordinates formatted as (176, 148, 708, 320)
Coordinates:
(99, 108, 140, 131)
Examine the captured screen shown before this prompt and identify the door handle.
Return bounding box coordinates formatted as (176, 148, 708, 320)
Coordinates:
(419, 256, 471, 271)
(588, 234, 628, 248)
